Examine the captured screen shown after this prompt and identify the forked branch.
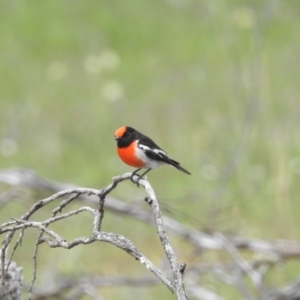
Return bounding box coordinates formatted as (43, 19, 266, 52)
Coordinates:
(0, 173, 187, 300)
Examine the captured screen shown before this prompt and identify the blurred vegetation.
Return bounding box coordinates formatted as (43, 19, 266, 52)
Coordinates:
(1, 0, 300, 298)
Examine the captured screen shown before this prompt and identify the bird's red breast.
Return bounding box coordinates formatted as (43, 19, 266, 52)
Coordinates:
(117, 140, 145, 168)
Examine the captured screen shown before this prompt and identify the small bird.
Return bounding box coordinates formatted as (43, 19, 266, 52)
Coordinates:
(114, 126, 191, 183)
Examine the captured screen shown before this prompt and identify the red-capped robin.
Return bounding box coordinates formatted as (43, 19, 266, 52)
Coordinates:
(114, 126, 191, 183)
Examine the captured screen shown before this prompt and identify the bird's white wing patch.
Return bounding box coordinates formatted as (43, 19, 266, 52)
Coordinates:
(138, 143, 167, 157)
(138, 144, 152, 152)
(136, 141, 167, 169)
(153, 148, 167, 157)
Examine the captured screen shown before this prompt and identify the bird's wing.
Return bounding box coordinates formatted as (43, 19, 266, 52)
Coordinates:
(137, 138, 180, 165)
(138, 137, 191, 175)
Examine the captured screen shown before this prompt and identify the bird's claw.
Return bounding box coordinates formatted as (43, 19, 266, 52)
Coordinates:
(130, 173, 142, 187)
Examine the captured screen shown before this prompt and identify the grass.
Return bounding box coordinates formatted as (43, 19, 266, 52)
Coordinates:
(1, 0, 300, 298)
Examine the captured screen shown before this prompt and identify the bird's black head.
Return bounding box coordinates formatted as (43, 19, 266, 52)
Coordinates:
(114, 126, 140, 148)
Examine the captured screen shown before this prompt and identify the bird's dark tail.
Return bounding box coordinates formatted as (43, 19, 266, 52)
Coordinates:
(169, 159, 191, 175)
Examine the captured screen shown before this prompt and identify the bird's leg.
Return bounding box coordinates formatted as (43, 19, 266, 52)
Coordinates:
(131, 169, 152, 186)
(131, 168, 141, 184)
(139, 168, 151, 179)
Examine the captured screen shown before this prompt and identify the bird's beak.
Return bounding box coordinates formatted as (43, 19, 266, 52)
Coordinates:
(114, 136, 120, 140)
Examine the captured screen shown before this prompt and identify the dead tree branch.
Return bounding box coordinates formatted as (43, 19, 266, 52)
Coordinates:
(0, 173, 187, 299)
(0, 168, 300, 258)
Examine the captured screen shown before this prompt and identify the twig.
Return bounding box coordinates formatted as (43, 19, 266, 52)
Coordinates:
(0, 173, 186, 298)
(1, 168, 300, 258)
(217, 233, 263, 300)
(138, 177, 188, 299)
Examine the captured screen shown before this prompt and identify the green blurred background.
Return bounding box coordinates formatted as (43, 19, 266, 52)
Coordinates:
(1, 0, 300, 298)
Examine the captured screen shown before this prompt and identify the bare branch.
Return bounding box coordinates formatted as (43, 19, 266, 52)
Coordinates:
(217, 233, 261, 300)
(2, 168, 300, 299)
(137, 177, 188, 299)
(1, 172, 190, 298)
(1, 168, 300, 258)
